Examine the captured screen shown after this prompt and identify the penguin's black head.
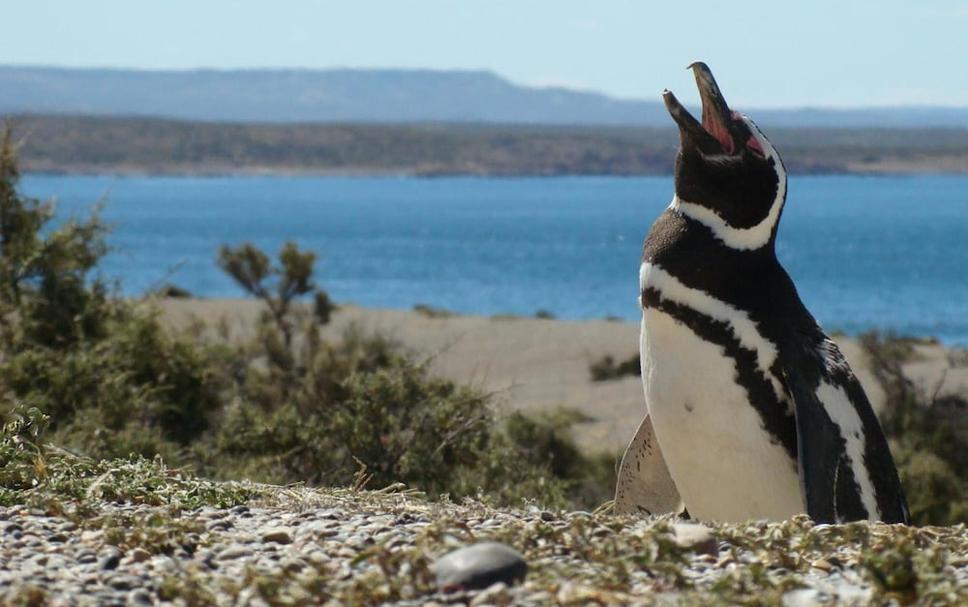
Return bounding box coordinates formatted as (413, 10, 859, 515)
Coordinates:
(664, 62, 787, 238)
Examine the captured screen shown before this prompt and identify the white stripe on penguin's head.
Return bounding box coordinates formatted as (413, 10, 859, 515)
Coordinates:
(673, 113, 788, 251)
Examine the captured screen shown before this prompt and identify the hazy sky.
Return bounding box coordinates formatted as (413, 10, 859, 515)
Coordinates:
(4, 1, 967, 107)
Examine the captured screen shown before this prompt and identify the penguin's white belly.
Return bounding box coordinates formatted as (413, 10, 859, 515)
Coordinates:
(641, 307, 803, 522)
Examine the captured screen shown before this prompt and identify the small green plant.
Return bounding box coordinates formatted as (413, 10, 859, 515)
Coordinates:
(218, 241, 334, 347)
(589, 353, 640, 381)
(413, 303, 454, 318)
(154, 283, 192, 298)
(0, 406, 50, 500)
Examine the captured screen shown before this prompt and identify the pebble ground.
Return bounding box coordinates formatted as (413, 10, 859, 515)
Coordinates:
(1, 487, 965, 606)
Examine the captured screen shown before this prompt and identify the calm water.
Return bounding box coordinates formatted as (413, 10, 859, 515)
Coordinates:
(21, 174, 968, 344)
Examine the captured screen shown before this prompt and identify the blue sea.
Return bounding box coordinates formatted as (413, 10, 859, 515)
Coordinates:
(21, 174, 968, 345)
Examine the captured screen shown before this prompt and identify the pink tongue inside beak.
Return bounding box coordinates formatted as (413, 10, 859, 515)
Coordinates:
(701, 106, 734, 154)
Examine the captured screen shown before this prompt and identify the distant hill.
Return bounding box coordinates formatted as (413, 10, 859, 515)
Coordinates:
(10, 114, 968, 176)
(2, 65, 967, 128)
(0, 66, 666, 125)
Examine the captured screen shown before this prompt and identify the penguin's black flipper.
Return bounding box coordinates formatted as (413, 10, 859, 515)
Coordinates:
(784, 367, 844, 523)
(783, 336, 910, 524)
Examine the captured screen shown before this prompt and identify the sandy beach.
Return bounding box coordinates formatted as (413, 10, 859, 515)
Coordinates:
(160, 299, 968, 455)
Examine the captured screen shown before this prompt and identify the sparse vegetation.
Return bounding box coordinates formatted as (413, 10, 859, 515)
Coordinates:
(859, 331, 967, 526)
(0, 406, 260, 511)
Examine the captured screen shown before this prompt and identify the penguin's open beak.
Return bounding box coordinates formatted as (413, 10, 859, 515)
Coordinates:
(663, 62, 738, 155)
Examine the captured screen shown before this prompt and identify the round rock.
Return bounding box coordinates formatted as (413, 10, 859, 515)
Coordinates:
(671, 522, 718, 556)
(261, 528, 294, 544)
(98, 547, 122, 570)
(129, 547, 152, 563)
(431, 542, 527, 592)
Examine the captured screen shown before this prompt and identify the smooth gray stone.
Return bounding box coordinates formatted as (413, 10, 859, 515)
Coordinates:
(206, 519, 233, 532)
(98, 547, 122, 570)
(261, 528, 293, 544)
(217, 546, 255, 561)
(107, 574, 139, 590)
(431, 542, 527, 591)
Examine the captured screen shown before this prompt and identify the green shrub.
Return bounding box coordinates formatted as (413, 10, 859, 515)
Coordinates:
(504, 409, 617, 508)
(3, 303, 226, 447)
(860, 331, 967, 526)
(213, 351, 512, 493)
(210, 241, 598, 505)
(0, 129, 227, 461)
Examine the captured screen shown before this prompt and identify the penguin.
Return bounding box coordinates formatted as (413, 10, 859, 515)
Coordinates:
(614, 62, 909, 524)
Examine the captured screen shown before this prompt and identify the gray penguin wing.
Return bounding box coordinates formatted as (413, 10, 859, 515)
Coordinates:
(614, 414, 683, 515)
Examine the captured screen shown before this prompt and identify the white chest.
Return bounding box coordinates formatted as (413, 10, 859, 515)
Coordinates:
(639, 266, 803, 522)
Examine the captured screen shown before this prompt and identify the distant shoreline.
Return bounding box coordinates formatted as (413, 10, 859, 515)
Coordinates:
(11, 114, 968, 178)
(22, 165, 415, 179)
(21, 165, 968, 179)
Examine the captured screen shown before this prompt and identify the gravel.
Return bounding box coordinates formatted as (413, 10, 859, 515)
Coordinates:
(0, 490, 964, 605)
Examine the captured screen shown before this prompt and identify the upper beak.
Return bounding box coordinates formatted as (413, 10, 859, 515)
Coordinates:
(664, 62, 737, 155)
